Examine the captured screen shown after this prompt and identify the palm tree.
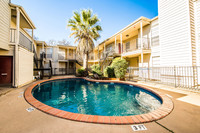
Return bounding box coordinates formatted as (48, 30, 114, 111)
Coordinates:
(67, 9, 102, 70)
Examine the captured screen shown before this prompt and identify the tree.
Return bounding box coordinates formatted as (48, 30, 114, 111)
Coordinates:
(111, 57, 128, 79)
(67, 9, 102, 70)
(58, 39, 71, 46)
(47, 39, 57, 46)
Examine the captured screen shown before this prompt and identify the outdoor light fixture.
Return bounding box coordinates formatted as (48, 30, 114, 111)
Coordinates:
(126, 34, 129, 37)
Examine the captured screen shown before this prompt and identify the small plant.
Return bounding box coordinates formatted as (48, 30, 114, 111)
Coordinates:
(111, 57, 128, 79)
(104, 66, 115, 78)
(77, 67, 87, 77)
(91, 64, 102, 76)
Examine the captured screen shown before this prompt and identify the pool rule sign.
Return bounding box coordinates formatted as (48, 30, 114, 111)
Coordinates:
(131, 124, 147, 131)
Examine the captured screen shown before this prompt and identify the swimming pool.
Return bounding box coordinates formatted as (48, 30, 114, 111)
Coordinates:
(25, 77, 173, 124)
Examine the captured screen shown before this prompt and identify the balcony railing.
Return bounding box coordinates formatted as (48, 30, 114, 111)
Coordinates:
(100, 50, 116, 59)
(10, 29, 33, 51)
(136, 38, 151, 50)
(58, 53, 76, 60)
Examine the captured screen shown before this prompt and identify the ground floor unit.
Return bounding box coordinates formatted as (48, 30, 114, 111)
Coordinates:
(0, 76, 200, 133)
(0, 46, 34, 88)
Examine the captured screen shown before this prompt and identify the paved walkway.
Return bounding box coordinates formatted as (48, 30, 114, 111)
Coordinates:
(0, 77, 200, 133)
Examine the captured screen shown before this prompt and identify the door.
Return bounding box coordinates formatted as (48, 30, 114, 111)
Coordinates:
(0, 56, 13, 84)
(118, 43, 121, 54)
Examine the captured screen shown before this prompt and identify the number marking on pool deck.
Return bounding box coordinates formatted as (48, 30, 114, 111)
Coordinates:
(26, 107, 35, 112)
(131, 124, 147, 131)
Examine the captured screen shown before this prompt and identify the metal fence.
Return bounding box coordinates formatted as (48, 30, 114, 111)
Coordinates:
(52, 68, 76, 75)
(126, 66, 200, 90)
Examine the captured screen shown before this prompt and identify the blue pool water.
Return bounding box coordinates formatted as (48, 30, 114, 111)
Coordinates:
(33, 78, 162, 116)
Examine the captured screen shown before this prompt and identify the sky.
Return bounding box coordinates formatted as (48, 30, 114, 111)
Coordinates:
(11, 0, 158, 46)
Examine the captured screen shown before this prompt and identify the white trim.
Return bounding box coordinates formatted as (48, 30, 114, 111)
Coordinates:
(187, 0, 193, 66)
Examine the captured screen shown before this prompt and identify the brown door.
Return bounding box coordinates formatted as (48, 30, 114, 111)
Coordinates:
(0, 56, 13, 84)
(118, 43, 121, 54)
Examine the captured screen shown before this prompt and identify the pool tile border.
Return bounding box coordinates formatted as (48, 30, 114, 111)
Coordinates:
(24, 77, 174, 125)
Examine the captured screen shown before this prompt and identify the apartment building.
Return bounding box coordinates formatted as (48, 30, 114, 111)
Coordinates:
(95, 0, 200, 68)
(44, 45, 79, 75)
(0, 1, 35, 87)
(92, 0, 200, 88)
(95, 16, 159, 69)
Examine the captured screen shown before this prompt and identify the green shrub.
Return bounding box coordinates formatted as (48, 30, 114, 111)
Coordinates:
(111, 57, 128, 79)
(104, 66, 115, 78)
(90, 64, 102, 76)
(77, 67, 87, 77)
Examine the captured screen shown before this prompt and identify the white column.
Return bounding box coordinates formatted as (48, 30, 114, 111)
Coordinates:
(15, 7, 20, 87)
(115, 36, 117, 53)
(32, 29, 34, 52)
(140, 21, 143, 67)
(120, 34, 123, 59)
(67, 48, 69, 59)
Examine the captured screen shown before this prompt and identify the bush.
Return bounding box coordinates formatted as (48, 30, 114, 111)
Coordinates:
(104, 66, 115, 78)
(111, 57, 128, 79)
(90, 64, 102, 76)
(77, 67, 87, 77)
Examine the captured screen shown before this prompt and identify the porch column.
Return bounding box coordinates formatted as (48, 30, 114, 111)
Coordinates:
(32, 29, 34, 52)
(115, 36, 117, 53)
(140, 21, 143, 67)
(120, 33, 123, 59)
(42, 42, 44, 52)
(140, 21, 144, 79)
(14, 7, 20, 87)
(67, 48, 69, 60)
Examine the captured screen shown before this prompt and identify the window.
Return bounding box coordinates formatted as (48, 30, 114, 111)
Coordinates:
(69, 50, 72, 56)
(106, 44, 113, 52)
(151, 36, 159, 46)
(126, 42, 130, 52)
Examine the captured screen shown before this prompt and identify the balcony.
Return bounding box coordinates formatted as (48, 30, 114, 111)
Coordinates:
(100, 50, 120, 60)
(10, 28, 33, 51)
(58, 53, 76, 61)
(122, 38, 151, 58)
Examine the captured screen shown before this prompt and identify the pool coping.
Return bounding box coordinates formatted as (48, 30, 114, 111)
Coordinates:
(24, 77, 174, 125)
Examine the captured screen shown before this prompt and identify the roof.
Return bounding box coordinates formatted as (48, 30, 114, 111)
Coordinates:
(57, 45, 77, 49)
(9, 3, 36, 29)
(35, 41, 47, 46)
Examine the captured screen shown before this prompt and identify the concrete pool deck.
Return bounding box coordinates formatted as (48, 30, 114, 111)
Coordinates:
(0, 76, 200, 133)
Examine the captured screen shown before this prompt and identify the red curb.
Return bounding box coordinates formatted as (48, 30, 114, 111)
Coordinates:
(24, 77, 173, 125)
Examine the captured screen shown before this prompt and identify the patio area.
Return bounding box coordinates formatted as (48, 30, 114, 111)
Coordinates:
(0, 76, 200, 133)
